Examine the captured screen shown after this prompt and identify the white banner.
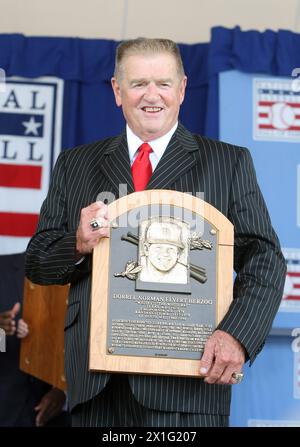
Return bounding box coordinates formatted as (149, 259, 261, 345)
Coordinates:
(0, 77, 64, 254)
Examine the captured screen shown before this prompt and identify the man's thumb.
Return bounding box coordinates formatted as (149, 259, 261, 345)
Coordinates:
(11, 302, 21, 318)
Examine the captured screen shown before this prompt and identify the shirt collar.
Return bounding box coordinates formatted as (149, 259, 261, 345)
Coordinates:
(126, 122, 178, 163)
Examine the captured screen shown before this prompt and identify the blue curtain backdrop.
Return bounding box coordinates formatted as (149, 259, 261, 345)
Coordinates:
(1, 26, 300, 144)
(1, 26, 300, 426)
(206, 26, 300, 137)
(0, 34, 209, 148)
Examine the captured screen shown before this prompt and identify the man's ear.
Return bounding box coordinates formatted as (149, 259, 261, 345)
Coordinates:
(111, 77, 122, 107)
(179, 76, 187, 105)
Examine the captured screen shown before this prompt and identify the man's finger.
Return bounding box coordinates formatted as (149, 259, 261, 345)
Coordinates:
(6, 323, 16, 335)
(11, 302, 20, 318)
(17, 319, 29, 338)
(204, 362, 226, 384)
(18, 319, 29, 331)
(35, 402, 46, 426)
(217, 367, 237, 385)
(199, 340, 215, 375)
(95, 207, 108, 219)
(87, 201, 107, 213)
(35, 413, 43, 426)
(89, 217, 109, 231)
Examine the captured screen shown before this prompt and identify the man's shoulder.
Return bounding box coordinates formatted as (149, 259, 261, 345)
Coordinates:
(192, 133, 248, 156)
(177, 123, 249, 158)
(60, 134, 122, 161)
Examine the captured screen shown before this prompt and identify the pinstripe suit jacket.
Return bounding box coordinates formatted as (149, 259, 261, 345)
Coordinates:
(25, 123, 286, 415)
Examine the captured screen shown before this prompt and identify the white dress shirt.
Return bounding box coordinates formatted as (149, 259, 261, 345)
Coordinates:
(127, 122, 178, 171)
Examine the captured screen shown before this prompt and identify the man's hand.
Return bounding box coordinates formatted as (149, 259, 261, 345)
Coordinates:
(76, 201, 109, 256)
(199, 330, 246, 385)
(35, 387, 66, 427)
(0, 302, 20, 335)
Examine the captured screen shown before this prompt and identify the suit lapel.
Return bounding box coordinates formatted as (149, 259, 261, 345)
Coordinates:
(99, 132, 135, 196)
(147, 123, 198, 190)
(99, 124, 199, 195)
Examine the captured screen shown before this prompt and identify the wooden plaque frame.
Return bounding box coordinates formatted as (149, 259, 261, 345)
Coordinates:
(20, 279, 68, 391)
(90, 190, 233, 377)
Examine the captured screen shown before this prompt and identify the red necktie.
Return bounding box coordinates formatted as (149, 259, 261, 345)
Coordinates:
(131, 143, 153, 191)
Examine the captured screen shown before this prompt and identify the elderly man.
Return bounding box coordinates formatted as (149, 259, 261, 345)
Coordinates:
(25, 38, 286, 427)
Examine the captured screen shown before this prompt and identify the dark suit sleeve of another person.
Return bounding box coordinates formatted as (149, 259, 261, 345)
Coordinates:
(25, 150, 91, 286)
(216, 147, 286, 365)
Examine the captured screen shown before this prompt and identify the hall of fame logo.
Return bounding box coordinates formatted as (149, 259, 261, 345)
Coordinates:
(0, 77, 64, 254)
(253, 77, 300, 142)
(280, 248, 300, 311)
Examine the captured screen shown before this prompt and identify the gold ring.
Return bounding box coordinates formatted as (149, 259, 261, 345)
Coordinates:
(232, 372, 244, 384)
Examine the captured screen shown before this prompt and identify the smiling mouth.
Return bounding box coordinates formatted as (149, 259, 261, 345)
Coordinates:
(142, 107, 163, 113)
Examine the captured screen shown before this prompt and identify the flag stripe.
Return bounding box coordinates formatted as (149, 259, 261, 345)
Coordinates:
(285, 295, 300, 300)
(0, 164, 42, 189)
(259, 101, 300, 108)
(258, 124, 300, 130)
(0, 212, 39, 236)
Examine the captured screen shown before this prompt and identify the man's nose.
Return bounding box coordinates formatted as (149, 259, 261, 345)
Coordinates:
(144, 83, 160, 101)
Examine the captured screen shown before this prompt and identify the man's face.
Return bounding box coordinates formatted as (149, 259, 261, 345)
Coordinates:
(111, 53, 187, 141)
(148, 243, 179, 272)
